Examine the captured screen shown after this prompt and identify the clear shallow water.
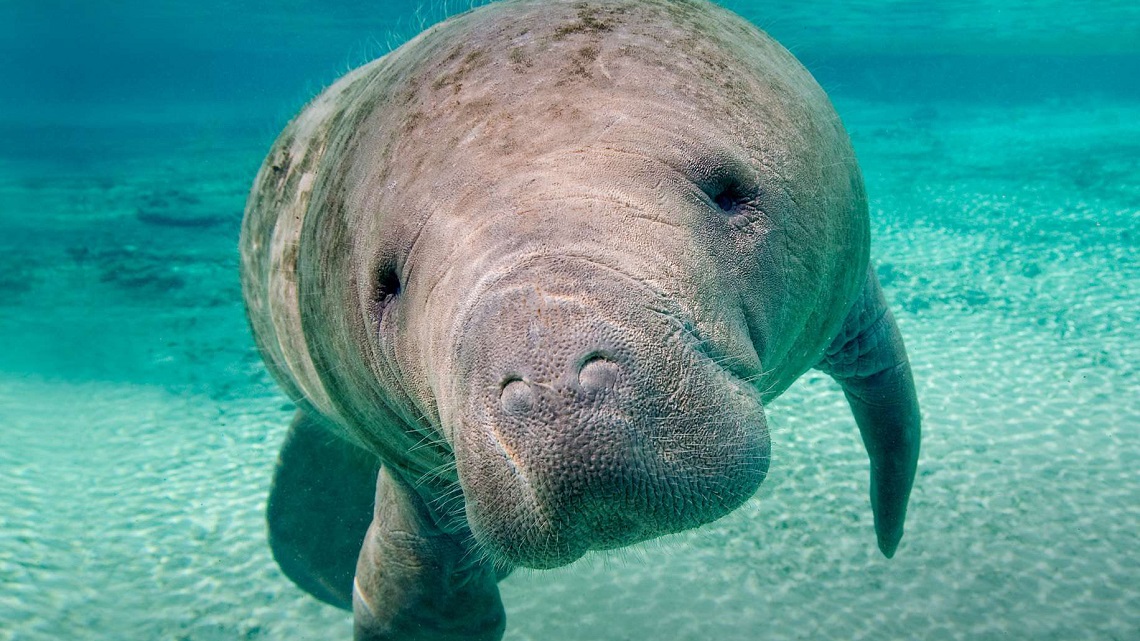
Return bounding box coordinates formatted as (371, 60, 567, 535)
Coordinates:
(1, 1, 1137, 640)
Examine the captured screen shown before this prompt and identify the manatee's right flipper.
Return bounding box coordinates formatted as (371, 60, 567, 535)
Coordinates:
(354, 467, 506, 641)
(819, 267, 922, 558)
(268, 410, 381, 609)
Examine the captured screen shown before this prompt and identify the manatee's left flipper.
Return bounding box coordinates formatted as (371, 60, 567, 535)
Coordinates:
(354, 468, 506, 641)
(268, 410, 382, 609)
(819, 267, 922, 558)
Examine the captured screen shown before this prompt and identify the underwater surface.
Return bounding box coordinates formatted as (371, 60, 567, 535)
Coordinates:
(1, 0, 1137, 639)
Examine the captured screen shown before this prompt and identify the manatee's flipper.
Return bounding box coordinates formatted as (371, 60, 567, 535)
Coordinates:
(354, 468, 506, 641)
(819, 267, 921, 558)
(267, 410, 382, 609)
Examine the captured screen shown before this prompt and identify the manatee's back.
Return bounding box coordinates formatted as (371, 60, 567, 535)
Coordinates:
(240, 0, 866, 463)
(239, 61, 382, 427)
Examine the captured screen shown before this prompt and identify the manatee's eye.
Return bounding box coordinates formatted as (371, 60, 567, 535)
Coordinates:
(709, 181, 756, 219)
(371, 264, 402, 323)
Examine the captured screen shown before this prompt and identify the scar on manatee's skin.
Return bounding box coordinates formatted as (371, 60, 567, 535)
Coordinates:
(432, 49, 489, 93)
(561, 45, 602, 81)
(508, 47, 533, 69)
(552, 2, 624, 39)
(269, 144, 294, 187)
(402, 111, 426, 135)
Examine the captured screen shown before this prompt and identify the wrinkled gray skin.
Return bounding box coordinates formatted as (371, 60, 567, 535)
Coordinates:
(240, 0, 921, 639)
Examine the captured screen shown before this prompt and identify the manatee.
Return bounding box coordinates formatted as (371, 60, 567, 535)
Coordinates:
(240, 0, 922, 638)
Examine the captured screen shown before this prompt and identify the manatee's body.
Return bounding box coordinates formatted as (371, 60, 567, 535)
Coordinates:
(240, 0, 921, 638)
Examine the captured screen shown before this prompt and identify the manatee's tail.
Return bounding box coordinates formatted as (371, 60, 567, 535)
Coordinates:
(267, 410, 381, 609)
(819, 266, 922, 558)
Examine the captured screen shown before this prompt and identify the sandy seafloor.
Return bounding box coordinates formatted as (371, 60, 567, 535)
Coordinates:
(1, 53, 1139, 641)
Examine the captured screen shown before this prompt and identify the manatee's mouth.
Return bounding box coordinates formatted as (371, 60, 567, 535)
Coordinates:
(454, 332, 770, 570)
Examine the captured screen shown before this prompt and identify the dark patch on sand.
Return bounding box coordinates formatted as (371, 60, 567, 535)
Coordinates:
(135, 188, 229, 230)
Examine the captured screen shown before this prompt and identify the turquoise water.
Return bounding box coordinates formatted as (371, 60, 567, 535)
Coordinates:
(1, 1, 1137, 639)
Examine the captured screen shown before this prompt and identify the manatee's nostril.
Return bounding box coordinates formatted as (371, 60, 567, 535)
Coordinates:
(500, 378, 535, 415)
(577, 355, 621, 393)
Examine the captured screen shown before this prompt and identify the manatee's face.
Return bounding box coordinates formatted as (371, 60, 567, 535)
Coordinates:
(445, 256, 770, 568)
(347, 0, 863, 569)
(403, 107, 785, 571)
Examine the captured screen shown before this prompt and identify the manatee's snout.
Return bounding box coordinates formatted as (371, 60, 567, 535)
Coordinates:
(447, 260, 770, 569)
(498, 353, 621, 415)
